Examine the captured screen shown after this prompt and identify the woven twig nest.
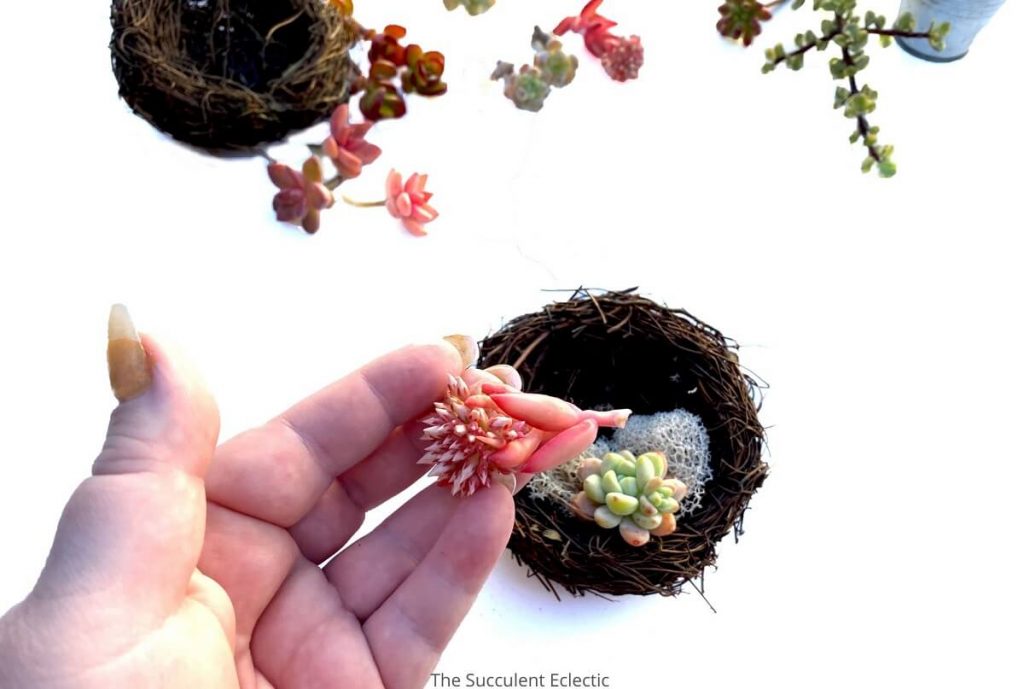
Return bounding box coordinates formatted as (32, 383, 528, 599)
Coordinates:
(111, 0, 358, 151)
(479, 289, 768, 597)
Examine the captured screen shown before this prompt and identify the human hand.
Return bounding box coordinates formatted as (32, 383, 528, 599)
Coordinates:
(0, 309, 562, 689)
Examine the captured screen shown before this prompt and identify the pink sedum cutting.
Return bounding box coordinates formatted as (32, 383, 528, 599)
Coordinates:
(600, 35, 644, 81)
(385, 170, 439, 236)
(420, 374, 631, 497)
(268, 157, 334, 234)
(323, 104, 382, 179)
(554, 0, 644, 82)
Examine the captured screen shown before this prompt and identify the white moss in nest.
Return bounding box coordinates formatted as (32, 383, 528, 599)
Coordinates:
(529, 409, 712, 516)
(527, 457, 582, 505)
(611, 410, 712, 515)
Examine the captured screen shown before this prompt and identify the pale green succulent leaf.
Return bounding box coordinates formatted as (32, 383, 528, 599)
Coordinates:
(635, 455, 655, 488)
(601, 470, 622, 494)
(619, 476, 639, 497)
(632, 512, 663, 530)
(594, 506, 622, 529)
(606, 492, 639, 516)
(584, 474, 606, 503)
(658, 497, 681, 514)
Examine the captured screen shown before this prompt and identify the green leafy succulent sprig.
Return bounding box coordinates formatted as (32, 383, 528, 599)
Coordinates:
(760, 0, 950, 177)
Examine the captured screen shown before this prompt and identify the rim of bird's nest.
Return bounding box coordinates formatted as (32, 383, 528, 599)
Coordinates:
(479, 288, 768, 599)
(110, 0, 358, 152)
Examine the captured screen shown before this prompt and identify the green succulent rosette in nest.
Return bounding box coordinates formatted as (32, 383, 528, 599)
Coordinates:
(479, 289, 768, 597)
(111, 0, 358, 151)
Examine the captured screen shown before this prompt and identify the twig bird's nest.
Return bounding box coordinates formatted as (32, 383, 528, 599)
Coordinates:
(479, 289, 768, 598)
(111, 0, 358, 151)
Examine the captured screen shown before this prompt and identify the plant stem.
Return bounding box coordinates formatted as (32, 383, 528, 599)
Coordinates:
(771, 28, 840, 66)
(839, 44, 880, 163)
(342, 196, 387, 208)
(865, 27, 932, 38)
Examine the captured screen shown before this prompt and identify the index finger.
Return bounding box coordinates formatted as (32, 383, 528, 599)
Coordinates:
(205, 342, 464, 527)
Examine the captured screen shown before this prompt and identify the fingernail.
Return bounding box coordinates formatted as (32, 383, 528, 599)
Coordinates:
(107, 304, 152, 402)
(443, 334, 479, 369)
(490, 470, 517, 494)
(484, 364, 523, 390)
(513, 472, 532, 495)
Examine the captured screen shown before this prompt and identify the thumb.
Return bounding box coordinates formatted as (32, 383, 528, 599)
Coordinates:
(32, 305, 220, 620)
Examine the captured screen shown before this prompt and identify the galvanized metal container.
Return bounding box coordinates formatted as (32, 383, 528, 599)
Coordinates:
(897, 0, 1006, 61)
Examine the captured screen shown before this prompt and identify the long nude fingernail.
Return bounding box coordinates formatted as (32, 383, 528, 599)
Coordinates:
(443, 334, 479, 369)
(107, 304, 152, 402)
(484, 364, 523, 391)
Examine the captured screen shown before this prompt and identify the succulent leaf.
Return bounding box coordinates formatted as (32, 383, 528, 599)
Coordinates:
(606, 492, 639, 516)
(619, 518, 651, 547)
(595, 506, 623, 528)
(632, 512, 663, 531)
(635, 454, 655, 488)
(619, 476, 639, 497)
(584, 474, 606, 503)
(601, 470, 623, 494)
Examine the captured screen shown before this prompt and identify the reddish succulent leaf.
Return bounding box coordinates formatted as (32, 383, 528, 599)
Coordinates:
(368, 32, 407, 66)
(580, 0, 604, 20)
(360, 83, 408, 120)
(369, 59, 399, 81)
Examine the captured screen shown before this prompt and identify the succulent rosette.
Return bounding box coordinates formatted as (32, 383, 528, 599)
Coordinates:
(420, 375, 631, 497)
(571, 451, 689, 547)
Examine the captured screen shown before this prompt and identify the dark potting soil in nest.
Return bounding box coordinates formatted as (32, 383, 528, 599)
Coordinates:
(479, 289, 768, 598)
(111, 0, 357, 151)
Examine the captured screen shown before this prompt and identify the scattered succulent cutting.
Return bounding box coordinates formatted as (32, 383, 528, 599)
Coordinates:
(420, 374, 632, 497)
(268, 156, 336, 235)
(554, 0, 644, 82)
(443, 0, 496, 16)
(571, 451, 688, 547)
(492, 0, 642, 111)
(381, 170, 438, 237)
(491, 27, 578, 112)
(718, 0, 950, 177)
(717, 0, 782, 47)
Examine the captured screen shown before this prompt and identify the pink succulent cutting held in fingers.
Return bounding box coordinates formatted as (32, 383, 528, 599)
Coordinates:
(323, 104, 382, 179)
(385, 169, 438, 236)
(420, 374, 631, 497)
(268, 157, 334, 234)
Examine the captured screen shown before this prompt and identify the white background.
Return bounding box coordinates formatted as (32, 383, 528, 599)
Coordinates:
(1, 1, 1022, 687)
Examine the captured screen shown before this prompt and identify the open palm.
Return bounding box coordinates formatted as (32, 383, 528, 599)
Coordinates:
(0, 341, 514, 689)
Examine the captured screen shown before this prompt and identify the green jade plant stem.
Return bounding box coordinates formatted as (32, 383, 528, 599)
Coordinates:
(759, 0, 950, 177)
(571, 451, 689, 547)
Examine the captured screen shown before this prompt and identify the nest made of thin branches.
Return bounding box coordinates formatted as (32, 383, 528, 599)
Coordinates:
(479, 289, 768, 598)
(111, 0, 358, 151)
